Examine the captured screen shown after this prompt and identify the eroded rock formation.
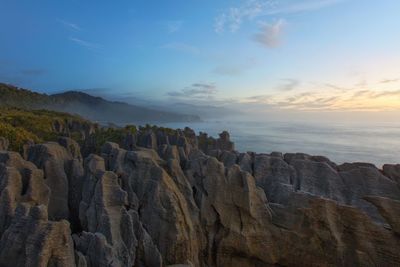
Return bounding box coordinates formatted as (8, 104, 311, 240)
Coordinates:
(0, 127, 399, 267)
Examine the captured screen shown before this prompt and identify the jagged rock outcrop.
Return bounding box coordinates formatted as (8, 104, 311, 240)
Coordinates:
(272, 196, 400, 266)
(383, 164, 400, 185)
(27, 140, 84, 229)
(79, 158, 136, 266)
(252, 153, 295, 204)
(77, 152, 162, 267)
(0, 204, 75, 267)
(365, 196, 400, 235)
(0, 151, 50, 236)
(197, 131, 234, 154)
(0, 127, 399, 267)
(102, 143, 200, 266)
(185, 153, 277, 266)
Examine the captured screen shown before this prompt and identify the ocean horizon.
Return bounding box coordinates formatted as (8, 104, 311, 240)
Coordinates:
(159, 119, 400, 167)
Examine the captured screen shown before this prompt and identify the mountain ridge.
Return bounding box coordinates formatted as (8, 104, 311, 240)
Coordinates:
(0, 83, 201, 123)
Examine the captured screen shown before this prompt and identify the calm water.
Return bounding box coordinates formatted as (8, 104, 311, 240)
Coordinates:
(158, 120, 400, 167)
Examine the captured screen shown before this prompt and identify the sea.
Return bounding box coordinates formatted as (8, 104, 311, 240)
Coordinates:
(158, 119, 400, 167)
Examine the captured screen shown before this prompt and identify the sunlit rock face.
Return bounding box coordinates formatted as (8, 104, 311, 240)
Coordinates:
(0, 128, 399, 267)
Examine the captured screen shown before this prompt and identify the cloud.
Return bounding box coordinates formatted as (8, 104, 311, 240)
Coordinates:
(380, 78, 400, 84)
(215, 0, 345, 33)
(213, 65, 244, 76)
(58, 19, 82, 31)
(373, 90, 400, 98)
(278, 79, 300, 91)
(213, 58, 258, 76)
(215, 0, 274, 33)
(161, 42, 200, 55)
(168, 83, 217, 98)
(352, 90, 371, 98)
(351, 89, 400, 99)
(324, 83, 349, 92)
(69, 37, 101, 50)
(166, 20, 183, 33)
(267, 0, 346, 15)
(244, 94, 273, 103)
(20, 69, 46, 76)
(253, 19, 286, 48)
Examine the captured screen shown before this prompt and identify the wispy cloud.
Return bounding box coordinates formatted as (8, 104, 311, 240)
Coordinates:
(232, 76, 400, 112)
(351, 89, 400, 99)
(168, 83, 217, 98)
(69, 37, 102, 50)
(380, 78, 400, 84)
(244, 94, 273, 103)
(278, 78, 300, 91)
(267, 0, 346, 15)
(324, 83, 350, 92)
(213, 57, 258, 76)
(161, 42, 200, 55)
(253, 19, 286, 48)
(213, 65, 244, 76)
(59, 20, 102, 51)
(162, 80, 400, 112)
(166, 20, 184, 33)
(373, 90, 400, 98)
(352, 90, 371, 98)
(58, 19, 82, 31)
(215, 0, 275, 33)
(215, 0, 345, 33)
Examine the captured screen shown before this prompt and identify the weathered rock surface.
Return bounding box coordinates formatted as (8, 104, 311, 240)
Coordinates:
(102, 143, 200, 266)
(272, 196, 400, 266)
(383, 164, 400, 185)
(0, 137, 8, 151)
(77, 152, 162, 267)
(27, 140, 84, 229)
(185, 154, 277, 266)
(0, 128, 399, 267)
(0, 204, 75, 267)
(79, 159, 136, 266)
(0, 151, 50, 236)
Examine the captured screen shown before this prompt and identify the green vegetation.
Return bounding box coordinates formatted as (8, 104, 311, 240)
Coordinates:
(0, 122, 40, 151)
(0, 104, 180, 155)
(90, 125, 138, 153)
(0, 107, 94, 152)
(139, 124, 178, 135)
(0, 83, 51, 109)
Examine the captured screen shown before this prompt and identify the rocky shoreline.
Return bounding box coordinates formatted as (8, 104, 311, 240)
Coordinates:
(0, 127, 399, 267)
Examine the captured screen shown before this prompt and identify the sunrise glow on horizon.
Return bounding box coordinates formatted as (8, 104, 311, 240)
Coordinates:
(1, 0, 399, 113)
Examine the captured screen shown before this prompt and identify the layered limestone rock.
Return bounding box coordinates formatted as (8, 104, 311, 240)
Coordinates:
(185, 153, 277, 266)
(365, 196, 400, 235)
(27, 139, 84, 229)
(102, 143, 201, 266)
(383, 164, 400, 185)
(272, 196, 400, 266)
(0, 204, 75, 267)
(0, 128, 399, 267)
(79, 158, 136, 266)
(0, 151, 50, 236)
(77, 152, 162, 267)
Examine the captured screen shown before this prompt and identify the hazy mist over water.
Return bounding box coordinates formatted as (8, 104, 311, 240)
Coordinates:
(159, 119, 400, 167)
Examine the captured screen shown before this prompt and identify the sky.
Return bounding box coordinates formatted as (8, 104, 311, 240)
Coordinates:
(1, 0, 400, 120)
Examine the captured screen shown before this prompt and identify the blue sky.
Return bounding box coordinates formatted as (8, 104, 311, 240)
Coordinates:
(1, 0, 400, 114)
